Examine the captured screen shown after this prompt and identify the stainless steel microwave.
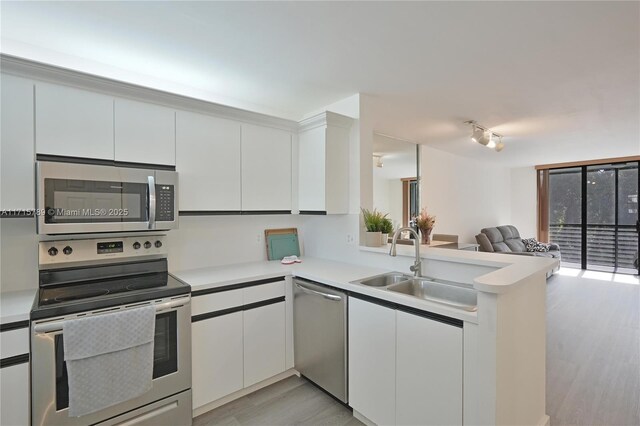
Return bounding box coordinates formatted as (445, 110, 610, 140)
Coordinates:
(36, 161, 178, 235)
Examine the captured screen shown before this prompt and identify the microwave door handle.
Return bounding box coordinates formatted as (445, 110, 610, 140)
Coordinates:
(148, 175, 156, 230)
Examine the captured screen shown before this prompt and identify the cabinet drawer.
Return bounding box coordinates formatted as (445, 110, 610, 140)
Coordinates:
(243, 281, 285, 305)
(0, 328, 29, 359)
(191, 289, 243, 316)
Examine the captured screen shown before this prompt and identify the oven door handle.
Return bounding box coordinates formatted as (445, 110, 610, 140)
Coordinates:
(148, 175, 156, 230)
(33, 298, 189, 334)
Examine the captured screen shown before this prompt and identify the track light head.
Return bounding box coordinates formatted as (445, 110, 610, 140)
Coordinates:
(466, 120, 505, 152)
(471, 125, 485, 144)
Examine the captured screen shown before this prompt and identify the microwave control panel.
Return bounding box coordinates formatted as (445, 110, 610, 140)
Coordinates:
(156, 185, 175, 221)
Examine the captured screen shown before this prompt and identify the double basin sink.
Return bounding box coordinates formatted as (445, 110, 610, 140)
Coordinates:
(352, 272, 478, 312)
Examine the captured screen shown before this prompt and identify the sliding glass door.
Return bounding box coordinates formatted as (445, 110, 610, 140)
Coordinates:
(549, 167, 582, 267)
(548, 161, 639, 274)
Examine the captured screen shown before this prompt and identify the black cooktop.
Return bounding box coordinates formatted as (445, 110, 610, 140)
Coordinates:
(31, 259, 190, 320)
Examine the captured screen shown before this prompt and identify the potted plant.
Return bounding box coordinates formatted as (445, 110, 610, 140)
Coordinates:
(415, 208, 436, 245)
(361, 208, 386, 247)
(380, 217, 393, 246)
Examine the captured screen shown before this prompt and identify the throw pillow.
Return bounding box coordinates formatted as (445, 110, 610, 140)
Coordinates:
(522, 238, 550, 253)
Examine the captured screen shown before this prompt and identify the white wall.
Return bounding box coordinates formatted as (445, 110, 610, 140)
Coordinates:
(0, 219, 38, 293)
(388, 179, 403, 229)
(372, 168, 390, 215)
(510, 167, 538, 239)
(167, 215, 302, 272)
(420, 145, 512, 243)
(0, 215, 302, 293)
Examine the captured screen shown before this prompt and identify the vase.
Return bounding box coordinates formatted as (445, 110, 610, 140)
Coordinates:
(381, 233, 389, 246)
(365, 231, 382, 247)
(420, 228, 432, 245)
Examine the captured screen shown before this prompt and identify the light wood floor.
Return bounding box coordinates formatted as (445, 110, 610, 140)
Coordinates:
(546, 270, 639, 426)
(193, 376, 362, 426)
(196, 270, 639, 426)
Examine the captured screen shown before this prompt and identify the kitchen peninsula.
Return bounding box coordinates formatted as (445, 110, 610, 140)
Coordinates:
(173, 249, 557, 426)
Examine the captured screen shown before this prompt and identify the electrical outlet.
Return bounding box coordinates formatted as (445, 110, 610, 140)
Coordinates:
(346, 234, 355, 245)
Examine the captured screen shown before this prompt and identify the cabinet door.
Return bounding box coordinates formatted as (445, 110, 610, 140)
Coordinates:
(241, 124, 291, 211)
(243, 301, 286, 387)
(298, 126, 326, 212)
(396, 311, 463, 426)
(35, 82, 114, 159)
(191, 312, 244, 409)
(0, 362, 29, 426)
(115, 98, 175, 165)
(348, 297, 396, 426)
(176, 111, 241, 211)
(1, 74, 34, 210)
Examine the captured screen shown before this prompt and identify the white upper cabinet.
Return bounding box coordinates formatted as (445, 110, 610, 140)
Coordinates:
(396, 311, 463, 426)
(241, 123, 292, 211)
(298, 112, 352, 214)
(35, 82, 114, 160)
(176, 111, 241, 211)
(115, 98, 175, 165)
(1, 74, 34, 210)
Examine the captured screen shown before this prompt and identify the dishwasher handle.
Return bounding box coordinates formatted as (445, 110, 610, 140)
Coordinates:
(295, 282, 342, 301)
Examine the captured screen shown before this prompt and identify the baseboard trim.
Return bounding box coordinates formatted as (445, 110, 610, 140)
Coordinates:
(192, 369, 298, 418)
(539, 414, 551, 426)
(353, 410, 377, 426)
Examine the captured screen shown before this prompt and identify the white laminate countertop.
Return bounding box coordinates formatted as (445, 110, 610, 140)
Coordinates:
(360, 243, 558, 293)
(171, 257, 481, 323)
(0, 290, 36, 325)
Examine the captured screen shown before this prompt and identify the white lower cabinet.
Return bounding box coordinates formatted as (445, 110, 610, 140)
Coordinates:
(0, 361, 29, 426)
(348, 297, 396, 426)
(191, 312, 244, 410)
(243, 301, 286, 387)
(349, 297, 464, 426)
(191, 279, 288, 412)
(396, 311, 463, 426)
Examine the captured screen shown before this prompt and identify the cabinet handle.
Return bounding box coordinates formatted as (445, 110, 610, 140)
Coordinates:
(148, 175, 156, 229)
(295, 282, 342, 301)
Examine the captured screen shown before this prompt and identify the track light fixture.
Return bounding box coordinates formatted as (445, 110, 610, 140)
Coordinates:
(464, 121, 504, 152)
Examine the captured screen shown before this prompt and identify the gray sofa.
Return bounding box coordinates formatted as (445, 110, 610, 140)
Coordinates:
(475, 225, 561, 276)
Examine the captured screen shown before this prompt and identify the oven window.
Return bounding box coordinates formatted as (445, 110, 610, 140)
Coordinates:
(44, 178, 148, 224)
(153, 311, 178, 378)
(54, 311, 178, 411)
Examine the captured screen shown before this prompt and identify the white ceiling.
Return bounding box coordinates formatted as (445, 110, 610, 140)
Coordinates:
(1, 1, 638, 167)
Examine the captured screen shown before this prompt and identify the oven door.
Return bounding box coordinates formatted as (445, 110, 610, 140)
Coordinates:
(36, 161, 178, 235)
(31, 297, 191, 426)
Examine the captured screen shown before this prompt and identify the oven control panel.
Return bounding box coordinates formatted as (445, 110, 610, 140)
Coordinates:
(39, 235, 168, 268)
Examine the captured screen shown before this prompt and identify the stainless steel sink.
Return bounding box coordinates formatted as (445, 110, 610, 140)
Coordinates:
(353, 272, 412, 287)
(387, 278, 478, 311)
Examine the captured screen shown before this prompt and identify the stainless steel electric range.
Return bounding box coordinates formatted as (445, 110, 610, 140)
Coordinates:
(31, 235, 192, 426)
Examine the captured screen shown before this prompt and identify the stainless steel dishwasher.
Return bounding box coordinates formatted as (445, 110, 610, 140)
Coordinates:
(293, 278, 348, 403)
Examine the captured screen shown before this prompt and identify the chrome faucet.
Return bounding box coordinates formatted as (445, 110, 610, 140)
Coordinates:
(390, 227, 422, 277)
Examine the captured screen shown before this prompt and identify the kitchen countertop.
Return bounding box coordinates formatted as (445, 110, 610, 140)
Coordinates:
(360, 243, 558, 293)
(171, 257, 480, 323)
(0, 290, 36, 325)
(0, 248, 556, 327)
